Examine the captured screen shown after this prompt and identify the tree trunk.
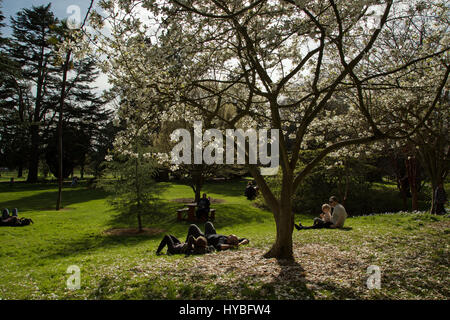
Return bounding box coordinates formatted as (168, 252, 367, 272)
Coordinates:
(27, 125, 39, 183)
(263, 204, 294, 259)
(406, 157, 419, 211)
(430, 181, 437, 214)
(56, 51, 71, 211)
(137, 212, 143, 232)
(27, 42, 46, 184)
(264, 174, 294, 260)
(191, 167, 203, 203)
(194, 187, 201, 203)
(400, 184, 408, 211)
(392, 156, 408, 211)
(135, 156, 143, 232)
(17, 164, 23, 178)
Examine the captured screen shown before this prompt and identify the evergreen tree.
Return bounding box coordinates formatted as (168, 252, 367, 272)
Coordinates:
(8, 4, 60, 182)
(0, 0, 28, 174)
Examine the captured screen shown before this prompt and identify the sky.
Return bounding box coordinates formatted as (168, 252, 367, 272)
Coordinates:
(1, 0, 98, 32)
(1, 0, 111, 93)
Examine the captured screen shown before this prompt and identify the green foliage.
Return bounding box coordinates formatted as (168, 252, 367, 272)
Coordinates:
(255, 151, 431, 215)
(98, 144, 161, 230)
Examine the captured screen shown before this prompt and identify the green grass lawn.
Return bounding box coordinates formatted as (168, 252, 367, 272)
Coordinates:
(0, 179, 448, 300)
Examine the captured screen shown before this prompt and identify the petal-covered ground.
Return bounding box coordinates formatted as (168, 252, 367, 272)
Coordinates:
(86, 218, 448, 300)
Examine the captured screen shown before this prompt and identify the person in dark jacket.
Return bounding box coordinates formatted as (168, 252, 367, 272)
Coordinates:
(244, 182, 257, 200)
(185, 222, 249, 251)
(196, 193, 211, 221)
(156, 234, 214, 255)
(1, 208, 18, 226)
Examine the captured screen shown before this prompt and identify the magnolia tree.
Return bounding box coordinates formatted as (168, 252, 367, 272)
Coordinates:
(89, 0, 449, 259)
(336, 1, 449, 212)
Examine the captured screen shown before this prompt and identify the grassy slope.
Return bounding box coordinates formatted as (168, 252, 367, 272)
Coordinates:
(0, 179, 448, 300)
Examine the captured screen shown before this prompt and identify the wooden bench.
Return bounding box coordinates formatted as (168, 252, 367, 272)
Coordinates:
(176, 208, 216, 222)
(209, 209, 216, 221)
(176, 208, 189, 221)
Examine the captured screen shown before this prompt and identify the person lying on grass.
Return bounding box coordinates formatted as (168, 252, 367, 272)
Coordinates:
(295, 196, 348, 230)
(156, 234, 214, 255)
(185, 221, 249, 251)
(1, 208, 19, 226)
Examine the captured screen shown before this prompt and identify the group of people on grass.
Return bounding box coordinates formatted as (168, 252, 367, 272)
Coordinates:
(156, 221, 249, 256)
(295, 196, 348, 230)
(157, 184, 447, 256)
(0, 208, 33, 226)
(156, 195, 347, 256)
(1, 208, 19, 223)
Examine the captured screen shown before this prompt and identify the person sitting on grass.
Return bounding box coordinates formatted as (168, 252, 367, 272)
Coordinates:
(295, 203, 333, 230)
(1, 208, 32, 227)
(2, 208, 10, 220)
(156, 234, 214, 255)
(196, 193, 211, 221)
(185, 221, 249, 251)
(295, 196, 348, 230)
(1, 208, 18, 226)
(244, 181, 257, 200)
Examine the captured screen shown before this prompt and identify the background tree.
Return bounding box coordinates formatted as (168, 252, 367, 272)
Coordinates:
(407, 97, 449, 213)
(0, 0, 29, 176)
(8, 4, 60, 183)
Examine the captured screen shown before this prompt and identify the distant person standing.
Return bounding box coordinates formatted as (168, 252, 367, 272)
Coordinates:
(328, 196, 348, 228)
(434, 182, 447, 215)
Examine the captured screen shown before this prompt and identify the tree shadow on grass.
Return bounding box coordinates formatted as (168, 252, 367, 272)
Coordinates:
(0, 187, 108, 212)
(133, 255, 315, 300)
(41, 230, 157, 261)
(310, 280, 361, 299)
(0, 181, 55, 193)
(38, 208, 163, 260)
(106, 199, 273, 237)
(270, 258, 315, 299)
(41, 199, 266, 261)
(0, 180, 93, 194)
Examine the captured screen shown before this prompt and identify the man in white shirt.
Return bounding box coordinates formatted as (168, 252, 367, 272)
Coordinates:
(328, 196, 348, 228)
